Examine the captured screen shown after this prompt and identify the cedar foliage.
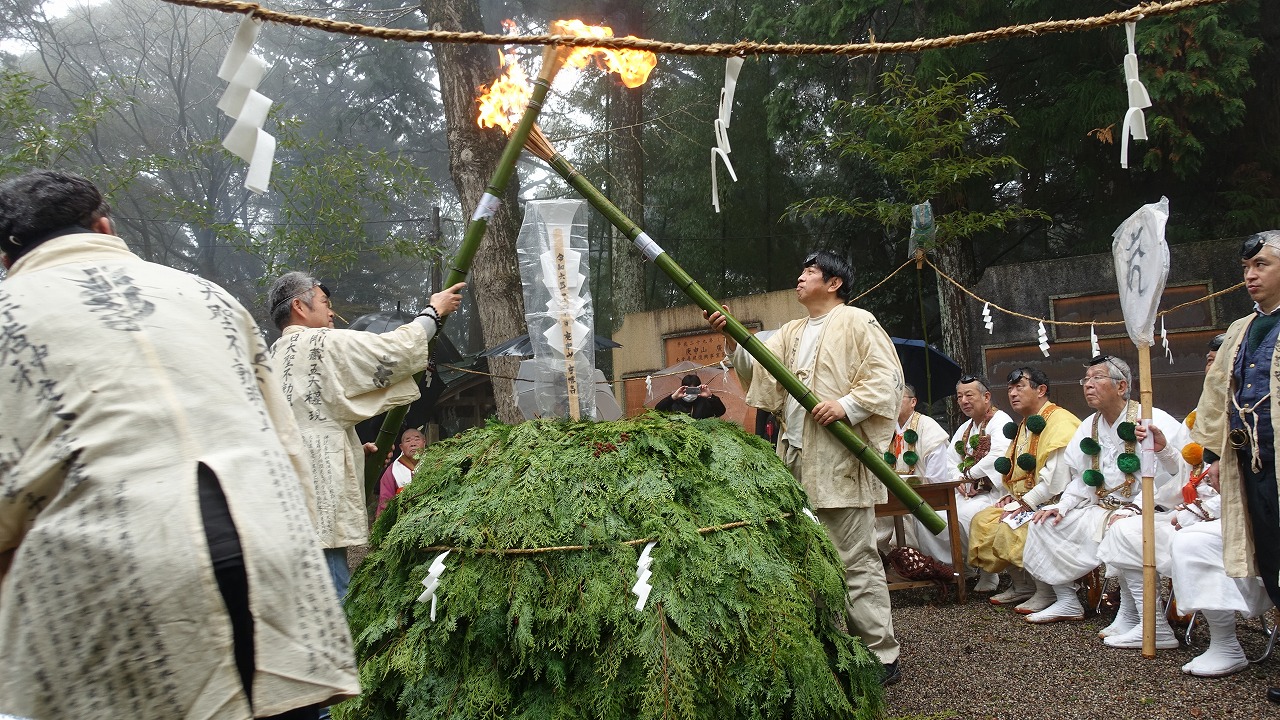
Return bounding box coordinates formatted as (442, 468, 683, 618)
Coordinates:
(336, 414, 885, 720)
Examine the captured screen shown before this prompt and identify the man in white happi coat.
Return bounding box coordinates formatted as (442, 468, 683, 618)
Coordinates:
(0, 170, 357, 719)
(268, 271, 464, 599)
(913, 375, 1013, 592)
(706, 250, 906, 685)
(1022, 355, 1188, 632)
(879, 383, 948, 552)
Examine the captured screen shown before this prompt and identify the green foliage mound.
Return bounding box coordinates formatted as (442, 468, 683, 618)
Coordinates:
(336, 413, 885, 720)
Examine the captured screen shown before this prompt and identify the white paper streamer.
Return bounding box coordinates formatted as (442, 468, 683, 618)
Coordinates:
(645, 374, 652, 396)
(632, 540, 658, 611)
(1120, 21, 1152, 169)
(216, 16, 275, 194)
(416, 550, 451, 621)
(982, 302, 993, 334)
(1161, 316, 1173, 364)
(719, 358, 729, 381)
(1090, 323, 1101, 357)
(710, 57, 744, 212)
(1037, 321, 1050, 357)
(802, 507, 820, 524)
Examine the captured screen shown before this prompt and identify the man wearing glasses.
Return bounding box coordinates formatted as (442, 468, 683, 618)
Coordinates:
(968, 367, 1080, 611)
(1190, 230, 1280, 703)
(913, 375, 1014, 592)
(267, 271, 465, 600)
(1021, 356, 1188, 634)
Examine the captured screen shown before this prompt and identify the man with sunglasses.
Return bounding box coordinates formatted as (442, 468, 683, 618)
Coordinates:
(1189, 230, 1280, 703)
(1021, 355, 1188, 634)
(267, 271, 465, 601)
(705, 250, 905, 685)
(912, 375, 1014, 592)
(968, 367, 1080, 610)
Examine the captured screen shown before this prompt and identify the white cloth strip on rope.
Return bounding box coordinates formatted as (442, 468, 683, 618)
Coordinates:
(1090, 323, 1101, 357)
(982, 302, 993, 334)
(1120, 21, 1152, 169)
(632, 540, 657, 611)
(416, 550, 451, 621)
(710, 57, 744, 213)
(1037, 321, 1050, 357)
(216, 16, 275, 194)
(1161, 316, 1173, 364)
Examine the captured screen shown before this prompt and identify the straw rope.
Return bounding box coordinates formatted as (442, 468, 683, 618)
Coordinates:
(420, 514, 791, 555)
(159, 0, 1231, 58)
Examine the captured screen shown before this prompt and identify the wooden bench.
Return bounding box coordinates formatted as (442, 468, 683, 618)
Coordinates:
(875, 479, 967, 603)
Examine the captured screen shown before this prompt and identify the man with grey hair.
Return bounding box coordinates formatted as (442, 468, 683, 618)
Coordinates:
(267, 271, 464, 599)
(1021, 355, 1189, 636)
(1190, 229, 1280, 703)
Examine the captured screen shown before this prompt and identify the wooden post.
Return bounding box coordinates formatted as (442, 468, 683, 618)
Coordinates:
(1138, 344, 1157, 658)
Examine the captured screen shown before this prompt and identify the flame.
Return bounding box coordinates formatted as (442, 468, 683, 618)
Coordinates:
(476, 49, 533, 134)
(552, 19, 658, 90)
(475, 19, 658, 132)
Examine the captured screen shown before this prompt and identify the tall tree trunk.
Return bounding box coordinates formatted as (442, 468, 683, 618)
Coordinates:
(421, 0, 525, 423)
(605, 1, 646, 328)
(932, 236, 978, 376)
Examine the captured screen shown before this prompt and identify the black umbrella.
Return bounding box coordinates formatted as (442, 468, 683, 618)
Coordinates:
(478, 332, 621, 358)
(891, 337, 962, 406)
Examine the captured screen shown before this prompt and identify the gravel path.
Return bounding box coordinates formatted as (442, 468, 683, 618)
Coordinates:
(885, 580, 1278, 720)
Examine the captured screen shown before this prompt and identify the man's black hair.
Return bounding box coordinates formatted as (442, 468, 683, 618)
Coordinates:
(0, 170, 112, 262)
(802, 250, 854, 301)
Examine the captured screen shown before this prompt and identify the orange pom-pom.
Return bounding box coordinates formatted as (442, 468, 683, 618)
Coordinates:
(1181, 442, 1204, 467)
(1184, 409, 1197, 430)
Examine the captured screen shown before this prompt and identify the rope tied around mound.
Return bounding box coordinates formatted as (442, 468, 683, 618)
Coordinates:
(160, 0, 1232, 58)
(420, 513, 796, 555)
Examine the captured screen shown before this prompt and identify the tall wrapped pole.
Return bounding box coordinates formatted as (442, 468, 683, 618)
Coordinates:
(1111, 197, 1171, 659)
(525, 127, 944, 533)
(363, 43, 569, 502)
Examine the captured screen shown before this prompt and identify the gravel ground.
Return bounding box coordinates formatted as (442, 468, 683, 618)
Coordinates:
(885, 579, 1278, 720)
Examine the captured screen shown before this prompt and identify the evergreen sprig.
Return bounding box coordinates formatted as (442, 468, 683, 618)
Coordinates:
(336, 414, 885, 720)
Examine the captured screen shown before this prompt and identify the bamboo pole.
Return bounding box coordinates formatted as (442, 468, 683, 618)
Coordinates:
(1138, 344, 1157, 658)
(525, 126, 945, 533)
(363, 44, 570, 505)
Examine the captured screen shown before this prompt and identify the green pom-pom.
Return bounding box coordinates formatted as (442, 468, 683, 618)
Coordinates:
(955, 440, 966, 454)
(994, 456, 1012, 474)
(1117, 422, 1137, 442)
(1080, 437, 1101, 456)
(1082, 469, 1104, 487)
(1116, 452, 1141, 474)
(1025, 415, 1047, 434)
(903, 429, 919, 445)
(902, 450, 919, 467)
(969, 435, 982, 449)
(1003, 422, 1019, 439)
(1017, 453, 1037, 472)
(884, 451, 897, 465)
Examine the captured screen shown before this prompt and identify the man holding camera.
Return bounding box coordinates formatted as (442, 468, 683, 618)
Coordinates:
(655, 373, 727, 419)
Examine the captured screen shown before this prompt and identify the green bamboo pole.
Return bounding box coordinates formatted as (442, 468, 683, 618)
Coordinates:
(525, 127, 944, 533)
(363, 45, 571, 506)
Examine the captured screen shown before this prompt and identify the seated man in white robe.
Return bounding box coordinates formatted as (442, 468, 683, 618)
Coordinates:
(878, 383, 950, 553)
(913, 375, 1013, 592)
(1100, 441, 1272, 668)
(1022, 355, 1188, 627)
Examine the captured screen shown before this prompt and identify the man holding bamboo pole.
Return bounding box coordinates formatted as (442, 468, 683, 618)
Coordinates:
(706, 250, 906, 685)
(1190, 229, 1280, 703)
(266, 272, 464, 600)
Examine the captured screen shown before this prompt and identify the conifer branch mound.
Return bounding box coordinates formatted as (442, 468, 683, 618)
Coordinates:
(336, 413, 886, 719)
